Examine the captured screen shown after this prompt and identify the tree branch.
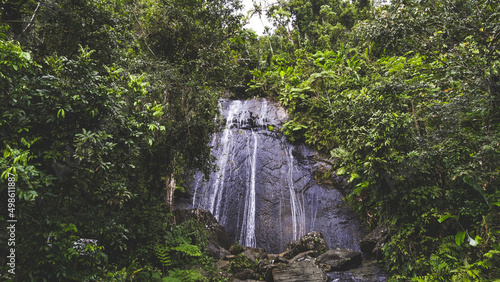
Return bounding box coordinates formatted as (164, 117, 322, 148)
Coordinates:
(22, 1, 42, 33)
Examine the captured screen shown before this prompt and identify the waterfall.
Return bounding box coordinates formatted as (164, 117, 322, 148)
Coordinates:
(177, 98, 367, 253)
(209, 101, 242, 222)
(240, 130, 258, 247)
(287, 146, 306, 241)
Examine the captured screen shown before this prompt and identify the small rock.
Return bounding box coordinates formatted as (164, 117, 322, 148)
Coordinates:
(225, 254, 237, 260)
(284, 231, 328, 259)
(360, 225, 389, 256)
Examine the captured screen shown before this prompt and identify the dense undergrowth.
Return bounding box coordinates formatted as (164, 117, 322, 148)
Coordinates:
(1, 0, 499, 281)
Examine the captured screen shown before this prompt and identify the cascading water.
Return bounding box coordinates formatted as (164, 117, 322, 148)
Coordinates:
(287, 146, 306, 241)
(179, 98, 366, 253)
(239, 130, 258, 247)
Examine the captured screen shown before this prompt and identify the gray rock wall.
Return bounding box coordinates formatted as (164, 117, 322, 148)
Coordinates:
(176, 98, 366, 253)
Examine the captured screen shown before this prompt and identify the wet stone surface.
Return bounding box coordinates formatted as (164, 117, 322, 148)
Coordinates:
(176, 98, 366, 254)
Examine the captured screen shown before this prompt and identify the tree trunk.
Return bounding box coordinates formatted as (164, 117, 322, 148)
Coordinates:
(165, 174, 175, 213)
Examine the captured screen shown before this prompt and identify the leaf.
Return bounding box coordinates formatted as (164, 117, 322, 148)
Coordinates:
(57, 109, 65, 118)
(438, 214, 458, 223)
(455, 231, 466, 246)
(337, 167, 347, 175)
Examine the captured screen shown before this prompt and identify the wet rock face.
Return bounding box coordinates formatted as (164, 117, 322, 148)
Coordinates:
(176, 98, 366, 253)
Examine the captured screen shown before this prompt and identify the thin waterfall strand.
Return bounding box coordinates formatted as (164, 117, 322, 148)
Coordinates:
(242, 130, 258, 247)
(287, 146, 306, 240)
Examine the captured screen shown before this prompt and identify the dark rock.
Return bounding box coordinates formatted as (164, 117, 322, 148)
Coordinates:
(360, 225, 389, 256)
(283, 231, 328, 259)
(174, 209, 231, 250)
(207, 240, 231, 259)
(232, 269, 259, 280)
(216, 260, 230, 271)
(272, 260, 328, 282)
(260, 263, 281, 282)
(241, 249, 258, 261)
(246, 247, 267, 259)
(241, 248, 267, 261)
(316, 248, 362, 271)
(327, 257, 387, 282)
(373, 234, 389, 259)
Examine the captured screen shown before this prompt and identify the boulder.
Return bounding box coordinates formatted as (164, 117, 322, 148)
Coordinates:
(283, 231, 328, 259)
(316, 248, 362, 271)
(360, 225, 389, 257)
(272, 260, 328, 282)
(260, 263, 282, 282)
(208, 240, 231, 259)
(174, 209, 231, 249)
(246, 247, 267, 260)
(346, 257, 388, 281)
(241, 249, 260, 261)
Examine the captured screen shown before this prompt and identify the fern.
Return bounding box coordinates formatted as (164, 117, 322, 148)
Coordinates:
(155, 245, 172, 273)
(166, 268, 203, 282)
(171, 243, 201, 257)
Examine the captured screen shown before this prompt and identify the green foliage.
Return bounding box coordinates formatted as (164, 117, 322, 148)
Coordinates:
(165, 269, 204, 282)
(155, 245, 172, 273)
(1, 0, 241, 280)
(229, 253, 258, 274)
(2, 0, 499, 280)
(247, 0, 500, 280)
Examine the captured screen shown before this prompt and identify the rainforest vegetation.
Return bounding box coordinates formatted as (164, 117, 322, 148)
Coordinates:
(1, 0, 499, 280)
